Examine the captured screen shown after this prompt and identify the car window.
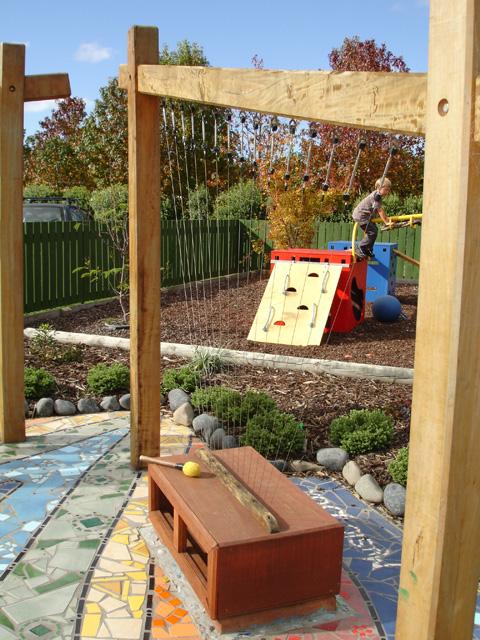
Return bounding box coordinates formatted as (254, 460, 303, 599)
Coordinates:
(23, 206, 63, 222)
(68, 207, 87, 222)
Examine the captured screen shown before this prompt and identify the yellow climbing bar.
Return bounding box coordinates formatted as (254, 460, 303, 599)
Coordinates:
(351, 213, 423, 261)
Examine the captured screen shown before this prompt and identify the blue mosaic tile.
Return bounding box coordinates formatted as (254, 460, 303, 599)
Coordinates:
(0, 428, 127, 577)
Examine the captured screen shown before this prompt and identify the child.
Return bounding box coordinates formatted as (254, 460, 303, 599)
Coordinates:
(352, 178, 392, 258)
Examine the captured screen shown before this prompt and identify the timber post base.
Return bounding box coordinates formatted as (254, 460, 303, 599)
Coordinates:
(148, 446, 344, 632)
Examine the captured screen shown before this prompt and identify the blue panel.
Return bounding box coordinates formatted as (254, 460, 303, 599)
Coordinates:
(329, 241, 398, 302)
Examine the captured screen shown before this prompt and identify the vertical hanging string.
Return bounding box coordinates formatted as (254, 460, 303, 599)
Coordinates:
(212, 110, 224, 345)
(268, 116, 279, 180)
(283, 119, 297, 190)
(302, 122, 318, 188)
(200, 109, 217, 330)
(180, 108, 204, 347)
(322, 135, 340, 192)
(343, 138, 366, 203)
(379, 145, 398, 187)
(161, 102, 194, 347)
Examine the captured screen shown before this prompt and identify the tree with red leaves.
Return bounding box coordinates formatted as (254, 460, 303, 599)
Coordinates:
(313, 37, 424, 201)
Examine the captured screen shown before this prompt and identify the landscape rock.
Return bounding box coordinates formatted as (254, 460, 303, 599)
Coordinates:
(173, 402, 194, 427)
(316, 447, 349, 471)
(35, 398, 54, 418)
(222, 434, 237, 449)
(342, 460, 363, 486)
(54, 399, 76, 416)
(100, 396, 120, 412)
(270, 459, 288, 472)
(355, 474, 384, 503)
(192, 414, 220, 435)
(383, 482, 406, 516)
(202, 423, 216, 445)
(160, 394, 167, 406)
(77, 398, 100, 414)
(168, 389, 190, 412)
(290, 460, 322, 473)
(24, 399, 29, 418)
(209, 428, 226, 450)
(119, 394, 131, 410)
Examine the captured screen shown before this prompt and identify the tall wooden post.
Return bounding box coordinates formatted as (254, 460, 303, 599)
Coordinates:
(127, 27, 161, 468)
(0, 44, 26, 443)
(396, 1, 480, 638)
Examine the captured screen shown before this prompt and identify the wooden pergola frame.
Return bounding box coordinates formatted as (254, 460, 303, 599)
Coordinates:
(1, 0, 479, 636)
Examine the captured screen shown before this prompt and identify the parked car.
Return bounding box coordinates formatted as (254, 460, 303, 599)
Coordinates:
(23, 197, 92, 222)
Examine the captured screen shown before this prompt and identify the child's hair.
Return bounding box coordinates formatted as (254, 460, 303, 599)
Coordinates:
(375, 177, 392, 190)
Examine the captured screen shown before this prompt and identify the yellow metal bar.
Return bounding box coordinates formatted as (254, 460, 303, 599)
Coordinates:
(351, 222, 359, 262)
(349, 214, 422, 263)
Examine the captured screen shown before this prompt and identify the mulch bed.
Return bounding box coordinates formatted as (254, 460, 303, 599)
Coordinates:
(25, 275, 417, 486)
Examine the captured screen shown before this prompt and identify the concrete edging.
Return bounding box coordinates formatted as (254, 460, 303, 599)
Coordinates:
(24, 328, 413, 384)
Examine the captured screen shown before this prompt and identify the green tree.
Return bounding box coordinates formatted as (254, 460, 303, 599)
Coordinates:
(213, 180, 265, 219)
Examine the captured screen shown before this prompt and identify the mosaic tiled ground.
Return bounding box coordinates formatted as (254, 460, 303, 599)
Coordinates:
(1, 412, 479, 640)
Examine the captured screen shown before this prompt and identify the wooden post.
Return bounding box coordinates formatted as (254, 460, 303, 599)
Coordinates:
(127, 27, 161, 468)
(396, 1, 480, 638)
(0, 44, 26, 443)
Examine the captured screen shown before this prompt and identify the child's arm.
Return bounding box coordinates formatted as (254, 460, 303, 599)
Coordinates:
(377, 206, 391, 226)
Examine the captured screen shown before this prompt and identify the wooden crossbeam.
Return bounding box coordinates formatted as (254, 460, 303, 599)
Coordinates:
(119, 64, 427, 136)
(24, 73, 70, 102)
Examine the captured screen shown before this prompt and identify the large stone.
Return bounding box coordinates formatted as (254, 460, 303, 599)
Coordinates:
(316, 447, 349, 471)
(290, 460, 322, 473)
(270, 459, 288, 472)
(342, 460, 363, 486)
(383, 482, 406, 516)
(173, 402, 194, 427)
(35, 398, 54, 418)
(54, 399, 76, 416)
(77, 398, 100, 414)
(100, 396, 120, 412)
(222, 434, 237, 449)
(119, 394, 131, 410)
(209, 428, 226, 450)
(192, 413, 220, 435)
(355, 474, 384, 503)
(168, 389, 190, 412)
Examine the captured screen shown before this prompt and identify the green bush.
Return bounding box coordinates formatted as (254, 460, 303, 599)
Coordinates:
(329, 409, 394, 455)
(187, 185, 211, 219)
(213, 180, 265, 219)
(24, 367, 56, 399)
(23, 184, 57, 199)
(240, 411, 305, 459)
(63, 186, 92, 213)
(388, 447, 409, 486)
(86, 363, 130, 395)
(191, 386, 241, 414)
(162, 366, 201, 394)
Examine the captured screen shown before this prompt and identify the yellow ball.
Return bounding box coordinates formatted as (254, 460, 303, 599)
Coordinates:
(182, 461, 201, 478)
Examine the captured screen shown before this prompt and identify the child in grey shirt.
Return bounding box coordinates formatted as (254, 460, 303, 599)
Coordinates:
(352, 178, 392, 258)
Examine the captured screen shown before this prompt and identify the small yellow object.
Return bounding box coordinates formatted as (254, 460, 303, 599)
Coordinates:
(182, 461, 201, 478)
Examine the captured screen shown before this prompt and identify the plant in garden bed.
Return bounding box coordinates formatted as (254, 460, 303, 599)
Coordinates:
(240, 410, 305, 459)
(191, 386, 242, 415)
(29, 323, 83, 363)
(162, 366, 202, 394)
(87, 363, 130, 395)
(329, 409, 394, 455)
(388, 446, 409, 486)
(24, 367, 56, 399)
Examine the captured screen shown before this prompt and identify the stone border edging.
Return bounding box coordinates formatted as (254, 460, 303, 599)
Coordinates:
(24, 328, 413, 384)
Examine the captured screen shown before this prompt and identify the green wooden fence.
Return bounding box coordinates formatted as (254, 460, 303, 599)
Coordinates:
(23, 220, 421, 314)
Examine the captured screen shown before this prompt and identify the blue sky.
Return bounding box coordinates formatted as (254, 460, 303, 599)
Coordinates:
(0, 0, 429, 136)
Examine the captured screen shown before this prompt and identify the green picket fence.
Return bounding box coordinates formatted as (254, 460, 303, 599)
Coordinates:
(23, 219, 421, 314)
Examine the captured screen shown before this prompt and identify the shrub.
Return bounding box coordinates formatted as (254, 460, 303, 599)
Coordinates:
(240, 411, 305, 459)
(87, 363, 130, 395)
(24, 367, 56, 399)
(29, 323, 83, 363)
(190, 350, 226, 376)
(162, 366, 201, 394)
(23, 184, 57, 199)
(187, 184, 211, 219)
(63, 185, 92, 213)
(388, 447, 409, 486)
(329, 409, 394, 455)
(213, 180, 265, 219)
(191, 386, 242, 414)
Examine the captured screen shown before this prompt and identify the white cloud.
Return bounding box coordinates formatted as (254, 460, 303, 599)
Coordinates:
(75, 42, 112, 63)
(24, 100, 56, 113)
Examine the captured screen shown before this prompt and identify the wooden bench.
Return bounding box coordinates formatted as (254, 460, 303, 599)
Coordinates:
(148, 446, 344, 632)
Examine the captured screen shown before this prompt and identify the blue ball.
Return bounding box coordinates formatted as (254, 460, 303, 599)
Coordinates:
(372, 295, 402, 322)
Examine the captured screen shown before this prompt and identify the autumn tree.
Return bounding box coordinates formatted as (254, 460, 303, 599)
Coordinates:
(24, 97, 93, 191)
(313, 37, 424, 200)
